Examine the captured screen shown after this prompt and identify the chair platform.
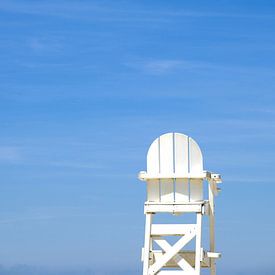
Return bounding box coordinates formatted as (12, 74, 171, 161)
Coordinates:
(151, 250, 220, 268)
(144, 201, 209, 214)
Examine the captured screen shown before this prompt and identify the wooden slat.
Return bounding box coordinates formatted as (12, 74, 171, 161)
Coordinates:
(154, 238, 195, 273)
(189, 179, 203, 202)
(157, 271, 186, 275)
(175, 179, 189, 202)
(147, 180, 160, 202)
(159, 133, 174, 174)
(158, 134, 174, 202)
(140, 173, 205, 180)
(207, 252, 221, 258)
(174, 133, 189, 175)
(152, 251, 210, 268)
(151, 224, 196, 236)
(147, 138, 160, 175)
(149, 232, 196, 274)
(188, 137, 203, 175)
(160, 179, 174, 202)
(144, 203, 203, 214)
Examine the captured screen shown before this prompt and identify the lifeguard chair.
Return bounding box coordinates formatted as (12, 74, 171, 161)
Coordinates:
(139, 133, 222, 275)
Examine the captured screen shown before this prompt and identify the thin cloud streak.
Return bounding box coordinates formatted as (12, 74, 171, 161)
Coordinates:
(1, 1, 274, 22)
(0, 146, 22, 162)
(0, 212, 130, 225)
(126, 58, 275, 76)
(49, 161, 103, 169)
(125, 59, 191, 74)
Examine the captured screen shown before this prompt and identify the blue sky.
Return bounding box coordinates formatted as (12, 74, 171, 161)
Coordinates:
(0, 0, 275, 274)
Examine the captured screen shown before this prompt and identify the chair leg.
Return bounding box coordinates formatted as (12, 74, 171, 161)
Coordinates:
(209, 182, 216, 275)
(211, 262, 216, 275)
(143, 213, 153, 275)
(195, 212, 202, 275)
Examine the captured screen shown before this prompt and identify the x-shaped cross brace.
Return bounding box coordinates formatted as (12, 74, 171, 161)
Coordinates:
(148, 230, 196, 275)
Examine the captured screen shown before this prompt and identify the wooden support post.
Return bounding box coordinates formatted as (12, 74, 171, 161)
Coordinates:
(209, 182, 216, 275)
(143, 213, 153, 275)
(195, 212, 202, 275)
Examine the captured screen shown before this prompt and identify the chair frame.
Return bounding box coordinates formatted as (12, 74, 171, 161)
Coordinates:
(139, 133, 222, 275)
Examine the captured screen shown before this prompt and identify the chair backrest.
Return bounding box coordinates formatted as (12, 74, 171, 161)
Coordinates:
(146, 133, 204, 203)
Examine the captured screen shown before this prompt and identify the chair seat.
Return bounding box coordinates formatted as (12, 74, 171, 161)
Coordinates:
(144, 201, 208, 214)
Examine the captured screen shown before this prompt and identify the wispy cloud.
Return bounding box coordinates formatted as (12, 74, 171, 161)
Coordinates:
(223, 177, 275, 184)
(126, 58, 275, 76)
(0, 146, 22, 162)
(0, 0, 274, 22)
(125, 59, 204, 74)
(0, 1, 102, 19)
(28, 37, 63, 53)
(49, 161, 103, 169)
(0, 207, 130, 225)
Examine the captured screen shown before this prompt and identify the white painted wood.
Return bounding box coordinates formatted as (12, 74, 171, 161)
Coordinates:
(175, 179, 189, 202)
(159, 133, 174, 175)
(207, 252, 221, 258)
(154, 238, 195, 274)
(190, 179, 203, 202)
(143, 214, 153, 275)
(151, 224, 196, 236)
(158, 134, 174, 202)
(147, 180, 160, 202)
(145, 201, 204, 206)
(188, 137, 203, 175)
(147, 137, 160, 175)
(141, 247, 144, 261)
(195, 213, 202, 275)
(140, 133, 222, 275)
(174, 133, 189, 175)
(140, 172, 205, 180)
(157, 272, 184, 275)
(208, 182, 216, 275)
(149, 231, 196, 275)
(152, 251, 210, 268)
(144, 203, 203, 214)
(160, 179, 174, 202)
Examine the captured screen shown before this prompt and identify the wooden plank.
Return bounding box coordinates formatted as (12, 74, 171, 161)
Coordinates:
(207, 252, 221, 259)
(158, 271, 187, 275)
(145, 201, 204, 205)
(175, 179, 189, 202)
(140, 173, 205, 180)
(151, 224, 196, 236)
(143, 214, 153, 275)
(160, 179, 174, 202)
(147, 137, 160, 174)
(144, 203, 203, 214)
(157, 134, 174, 203)
(190, 179, 203, 202)
(174, 133, 189, 175)
(154, 239, 195, 273)
(208, 182, 216, 275)
(159, 133, 174, 175)
(195, 213, 202, 275)
(153, 251, 210, 268)
(147, 180, 160, 202)
(149, 232, 196, 275)
(188, 137, 203, 175)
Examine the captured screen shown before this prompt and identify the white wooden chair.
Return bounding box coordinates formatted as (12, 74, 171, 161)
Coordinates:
(139, 133, 222, 275)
